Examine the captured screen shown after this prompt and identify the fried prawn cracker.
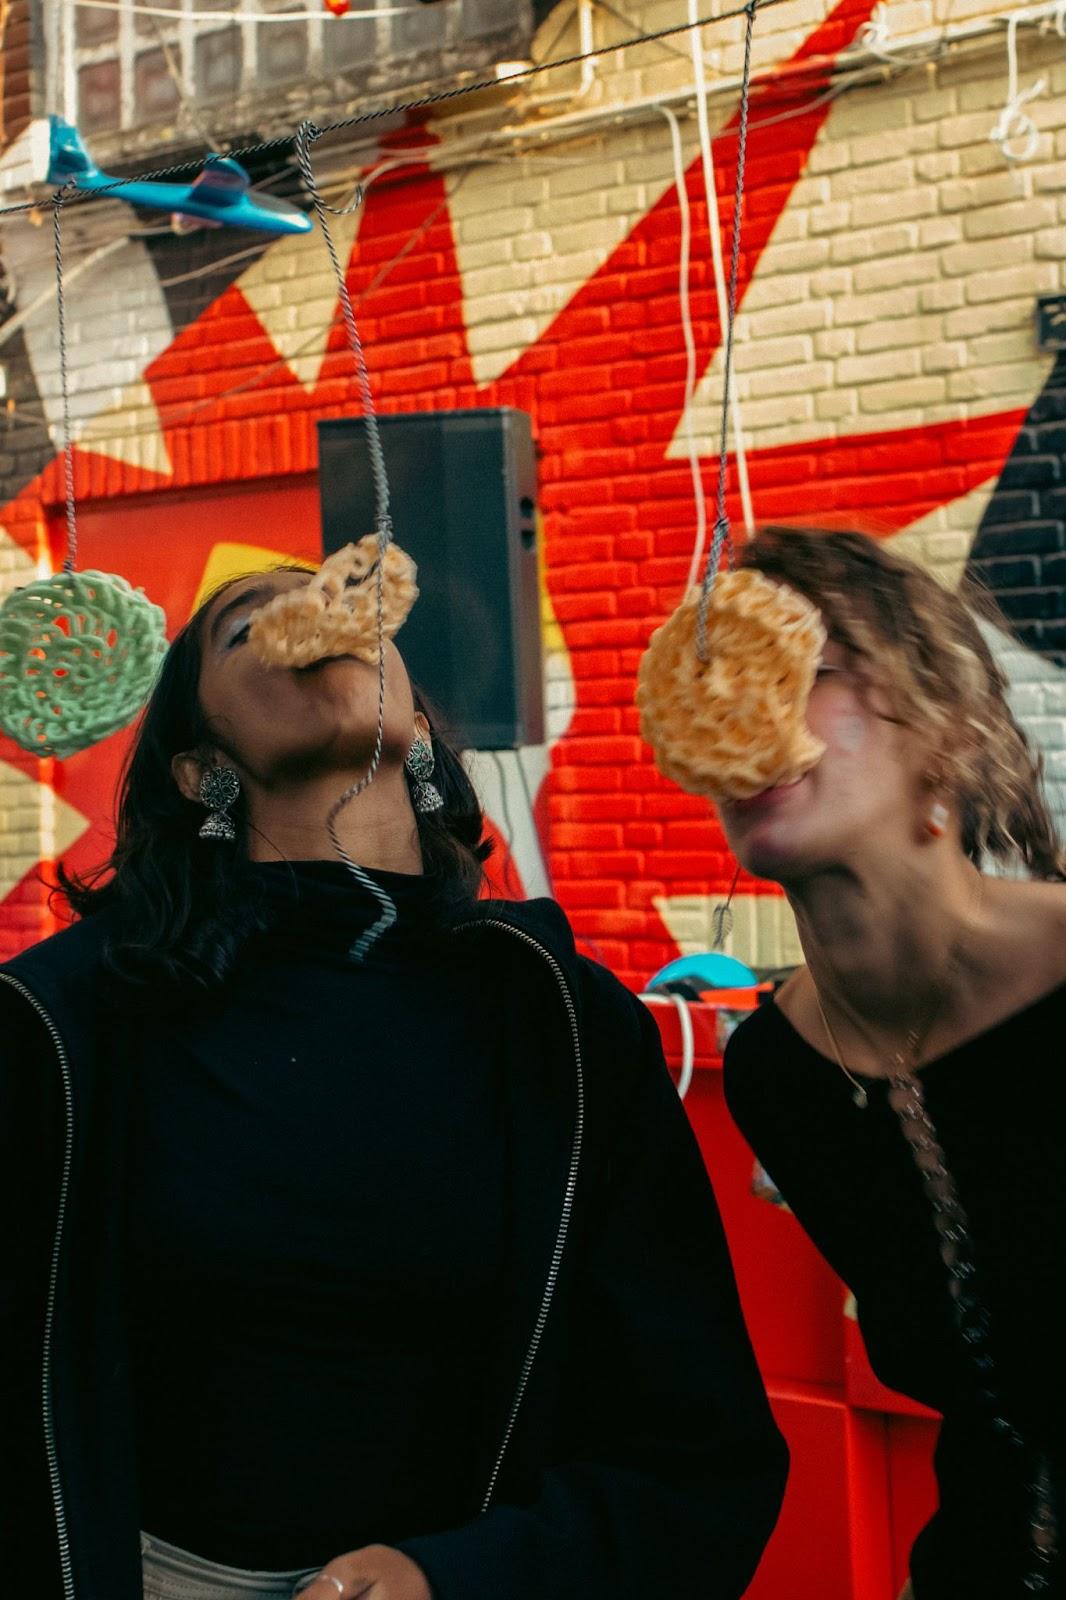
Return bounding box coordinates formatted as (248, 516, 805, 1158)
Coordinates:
(637, 568, 827, 801)
(248, 537, 419, 669)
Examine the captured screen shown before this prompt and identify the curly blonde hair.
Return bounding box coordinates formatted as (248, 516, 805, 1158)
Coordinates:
(739, 526, 1065, 880)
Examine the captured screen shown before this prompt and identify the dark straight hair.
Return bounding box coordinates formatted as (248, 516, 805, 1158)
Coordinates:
(58, 573, 493, 991)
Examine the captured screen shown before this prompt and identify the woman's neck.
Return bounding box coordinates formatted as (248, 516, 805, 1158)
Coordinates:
(784, 847, 985, 1034)
(243, 767, 424, 874)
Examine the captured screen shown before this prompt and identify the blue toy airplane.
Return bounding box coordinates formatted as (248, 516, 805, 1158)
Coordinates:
(47, 115, 313, 237)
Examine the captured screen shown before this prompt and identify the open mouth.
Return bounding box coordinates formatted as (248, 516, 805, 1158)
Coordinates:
(729, 773, 809, 812)
(296, 653, 364, 671)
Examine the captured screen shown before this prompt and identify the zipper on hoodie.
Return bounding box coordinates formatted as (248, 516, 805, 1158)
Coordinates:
(457, 919, 585, 1512)
(0, 973, 76, 1600)
(4, 917, 582, 1586)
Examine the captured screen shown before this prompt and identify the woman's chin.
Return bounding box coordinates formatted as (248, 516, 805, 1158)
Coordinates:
(740, 842, 802, 885)
(274, 718, 406, 778)
(728, 816, 816, 885)
(720, 777, 814, 881)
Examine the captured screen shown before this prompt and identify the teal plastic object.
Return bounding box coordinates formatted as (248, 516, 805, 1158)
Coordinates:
(646, 951, 759, 991)
(47, 117, 313, 238)
(0, 569, 168, 759)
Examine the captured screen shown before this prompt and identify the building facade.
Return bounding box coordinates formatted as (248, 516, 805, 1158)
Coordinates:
(1, 0, 1064, 985)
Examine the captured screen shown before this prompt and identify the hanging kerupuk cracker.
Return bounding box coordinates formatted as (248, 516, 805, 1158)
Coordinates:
(249, 536, 418, 668)
(0, 195, 167, 760)
(246, 122, 412, 961)
(636, 569, 826, 801)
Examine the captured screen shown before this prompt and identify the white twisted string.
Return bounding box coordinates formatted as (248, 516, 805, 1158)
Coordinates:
(296, 120, 397, 962)
(52, 190, 79, 572)
(296, 121, 389, 535)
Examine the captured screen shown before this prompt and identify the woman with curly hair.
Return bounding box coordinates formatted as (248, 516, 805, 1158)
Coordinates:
(0, 567, 786, 1600)
(720, 527, 1065, 1599)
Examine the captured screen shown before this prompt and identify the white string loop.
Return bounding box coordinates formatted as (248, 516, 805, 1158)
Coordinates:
(990, 10, 1046, 163)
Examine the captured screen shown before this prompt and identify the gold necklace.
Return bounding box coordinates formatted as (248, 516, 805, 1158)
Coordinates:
(814, 994, 879, 1108)
(813, 876, 983, 1110)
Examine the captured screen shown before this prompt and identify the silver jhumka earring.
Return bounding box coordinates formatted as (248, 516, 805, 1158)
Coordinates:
(198, 766, 241, 842)
(404, 735, 443, 815)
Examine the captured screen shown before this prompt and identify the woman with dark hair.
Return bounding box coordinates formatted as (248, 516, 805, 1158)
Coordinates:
(719, 528, 1066, 1598)
(1, 567, 786, 1600)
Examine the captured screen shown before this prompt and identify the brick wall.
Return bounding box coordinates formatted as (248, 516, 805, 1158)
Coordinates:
(1, 0, 1064, 984)
(0, 0, 34, 153)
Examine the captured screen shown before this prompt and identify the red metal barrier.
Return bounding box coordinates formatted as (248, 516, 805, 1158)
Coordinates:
(646, 997, 938, 1600)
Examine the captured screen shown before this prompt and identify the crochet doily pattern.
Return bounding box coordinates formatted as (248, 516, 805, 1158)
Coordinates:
(0, 569, 168, 760)
(637, 568, 827, 801)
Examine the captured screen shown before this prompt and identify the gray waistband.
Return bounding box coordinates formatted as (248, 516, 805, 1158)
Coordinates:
(141, 1531, 320, 1600)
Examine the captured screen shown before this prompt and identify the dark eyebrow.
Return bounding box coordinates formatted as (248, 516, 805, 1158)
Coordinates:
(208, 586, 273, 646)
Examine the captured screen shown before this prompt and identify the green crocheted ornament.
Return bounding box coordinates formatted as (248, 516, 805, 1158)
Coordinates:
(0, 569, 168, 759)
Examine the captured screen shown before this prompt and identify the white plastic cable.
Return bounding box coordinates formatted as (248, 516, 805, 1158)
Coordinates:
(856, 1, 941, 65)
(640, 992, 696, 1101)
(990, 7, 1047, 163)
(686, 0, 753, 591)
(577, 0, 600, 99)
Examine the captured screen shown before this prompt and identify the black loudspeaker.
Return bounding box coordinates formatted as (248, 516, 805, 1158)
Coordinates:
(318, 409, 544, 750)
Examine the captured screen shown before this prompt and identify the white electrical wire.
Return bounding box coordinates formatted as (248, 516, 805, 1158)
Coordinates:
(855, 1, 942, 65)
(0, 10, 905, 445)
(658, 105, 706, 602)
(687, 0, 753, 589)
(639, 992, 696, 1101)
(990, 6, 1048, 163)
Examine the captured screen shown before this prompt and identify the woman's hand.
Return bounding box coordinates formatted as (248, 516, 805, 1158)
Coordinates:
(300, 1546, 431, 1600)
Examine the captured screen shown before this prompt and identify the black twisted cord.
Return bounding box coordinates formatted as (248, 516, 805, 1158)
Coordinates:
(295, 121, 389, 534)
(295, 119, 395, 962)
(52, 188, 78, 572)
(0, 0, 788, 223)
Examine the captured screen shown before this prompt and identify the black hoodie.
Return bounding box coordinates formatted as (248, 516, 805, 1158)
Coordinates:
(0, 895, 787, 1600)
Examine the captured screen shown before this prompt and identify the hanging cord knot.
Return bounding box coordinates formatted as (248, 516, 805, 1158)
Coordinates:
(695, 514, 731, 663)
(990, 11, 1045, 164)
(990, 82, 1044, 163)
(712, 863, 741, 949)
(294, 120, 320, 200)
(295, 118, 364, 216)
